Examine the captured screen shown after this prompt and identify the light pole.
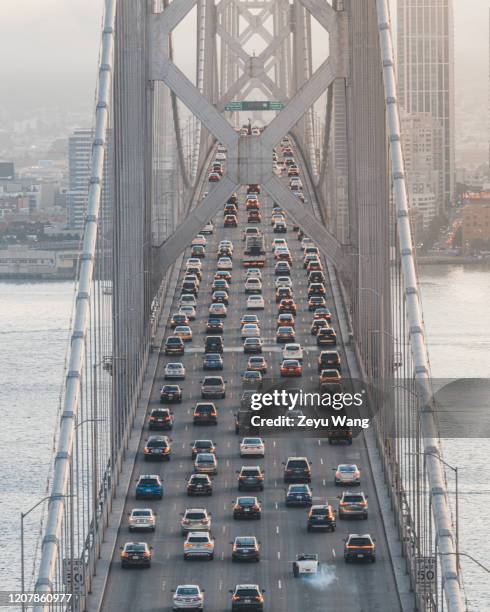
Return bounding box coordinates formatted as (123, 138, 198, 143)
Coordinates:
(21, 494, 73, 612)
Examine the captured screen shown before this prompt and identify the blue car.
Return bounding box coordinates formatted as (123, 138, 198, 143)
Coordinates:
(285, 484, 313, 507)
(135, 474, 163, 500)
(203, 353, 224, 370)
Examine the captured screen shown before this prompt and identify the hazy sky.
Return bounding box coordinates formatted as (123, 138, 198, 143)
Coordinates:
(0, 0, 488, 118)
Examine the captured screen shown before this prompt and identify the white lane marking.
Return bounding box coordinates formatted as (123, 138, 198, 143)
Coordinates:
(221, 551, 225, 560)
(322, 479, 326, 487)
(222, 525, 226, 534)
(274, 479, 277, 488)
(332, 548, 336, 558)
(162, 580, 166, 592)
(320, 457, 324, 465)
(275, 501, 278, 510)
(219, 580, 223, 591)
(179, 462, 183, 469)
(276, 525, 280, 534)
(278, 579, 282, 590)
(317, 439, 321, 446)
(277, 551, 281, 560)
(223, 503, 227, 510)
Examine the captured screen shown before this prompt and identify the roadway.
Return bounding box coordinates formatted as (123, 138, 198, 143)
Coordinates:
(101, 160, 400, 611)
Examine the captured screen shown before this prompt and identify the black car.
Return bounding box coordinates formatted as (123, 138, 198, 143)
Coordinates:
(148, 408, 173, 430)
(318, 350, 341, 373)
(308, 283, 326, 297)
(275, 286, 293, 303)
(206, 317, 225, 334)
(233, 496, 262, 520)
(212, 290, 229, 305)
(307, 504, 336, 532)
(238, 466, 264, 491)
(230, 585, 264, 611)
(193, 402, 218, 425)
(143, 435, 171, 461)
(203, 353, 224, 370)
(160, 384, 182, 403)
(285, 484, 313, 507)
(205, 335, 224, 354)
(231, 536, 261, 562)
(191, 439, 216, 458)
(187, 473, 213, 496)
(283, 457, 312, 483)
(170, 313, 189, 328)
(181, 280, 198, 295)
(164, 336, 185, 355)
(120, 542, 152, 568)
(243, 338, 263, 354)
(344, 534, 376, 563)
(308, 271, 325, 284)
(317, 327, 337, 346)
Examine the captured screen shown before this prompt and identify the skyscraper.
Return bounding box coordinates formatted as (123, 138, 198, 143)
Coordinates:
(397, 0, 455, 211)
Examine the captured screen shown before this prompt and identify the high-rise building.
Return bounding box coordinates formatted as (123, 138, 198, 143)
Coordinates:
(397, 0, 455, 211)
(67, 128, 112, 230)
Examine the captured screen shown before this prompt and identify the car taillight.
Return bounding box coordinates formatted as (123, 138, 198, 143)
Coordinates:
(252, 505, 259, 511)
(256, 596, 263, 602)
(203, 543, 213, 548)
(121, 552, 129, 558)
(149, 417, 155, 421)
(340, 502, 348, 506)
(162, 447, 169, 453)
(144, 447, 150, 453)
(143, 552, 151, 558)
(354, 471, 360, 478)
(232, 595, 240, 601)
(336, 471, 341, 478)
(183, 519, 190, 524)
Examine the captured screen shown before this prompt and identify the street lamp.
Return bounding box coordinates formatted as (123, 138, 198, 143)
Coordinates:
(20, 494, 74, 612)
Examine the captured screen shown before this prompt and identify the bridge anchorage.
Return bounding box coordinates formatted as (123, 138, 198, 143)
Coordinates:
(29, 1, 463, 611)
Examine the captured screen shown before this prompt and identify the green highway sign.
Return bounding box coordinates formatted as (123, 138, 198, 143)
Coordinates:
(224, 101, 284, 112)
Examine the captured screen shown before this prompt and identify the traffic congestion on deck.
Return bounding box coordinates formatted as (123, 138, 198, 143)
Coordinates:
(103, 128, 396, 612)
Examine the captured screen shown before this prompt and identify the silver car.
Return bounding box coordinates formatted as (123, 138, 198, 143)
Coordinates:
(128, 508, 156, 532)
(181, 508, 212, 535)
(172, 584, 204, 610)
(194, 452, 218, 475)
(183, 531, 215, 560)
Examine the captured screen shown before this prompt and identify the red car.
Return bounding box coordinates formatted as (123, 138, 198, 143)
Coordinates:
(224, 214, 238, 227)
(280, 359, 302, 377)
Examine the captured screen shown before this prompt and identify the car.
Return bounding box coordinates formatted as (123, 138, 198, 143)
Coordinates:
(202, 222, 214, 234)
(218, 240, 234, 253)
(276, 326, 295, 343)
(208, 302, 227, 317)
(307, 259, 323, 272)
(233, 496, 262, 520)
(202, 353, 224, 370)
(319, 369, 342, 392)
(304, 245, 320, 257)
(247, 183, 261, 194)
(217, 256, 233, 270)
(308, 296, 326, 311)
(214, 269, 232, 282)
(224, 205, 238, 216)
(186, 258, 202, 269)
(181, 508, 212, 535)
(286, 484, 313, 506)
(338, 491, 368, 519)
(288, 165, 299, 176)
(274, 248, 292, 263)
(246, 355, 267, 373)
(241, 314, 260, 327)
(318, 350, 341, 373)
(271, 214, 286, 228)
(148, 407, 173, 430)
(231, 536, 261, 562)
(237, 466, 264, 491)
(246, 295, 265, 310)
(247, 210, 262, 223)
(218, 246, 233, 259)
(208, 171, 220, 182)
(335, 464, 361, 486)
(275, 261, 291, 275)
(241, 370, 263, 389)
(172, 584, 204, 610)
(242, 226, 261, 241)
(164, 362, 186, 380)
(184, 531, 215, 560)
(135, 474, 163, 500)
(187, 473, 213, 497)
(282, 343, 303, 361)
(280, 359, 302, 377)
(308, 283, 326, 297)
(275, 276, 292, 288)
(180, 293, 198, 307)
(160, 384, 182, 403)
(308, 270, 325, 283)
(245, 268, 262, 280)
(224, 214, 238, 227)
(240, 437, 265, 457)
(186, 266, 202, 280)
(245, 278, 262, 293)
(243, 337, 263, 354)
(274, 220, 287, 233)
(128, 508, 156, 532)
(313, 306, 332, 321)
(180, 281, 198, 295)
(292, 553, 319, 577)
(212, 290, 229, 305)
(170, 313, 189, 328)
(212, 278, 230, 292)
(204, 335, 224, 353)
(284, 457, 311, 483)
(229, 585, 264, 611)
(275, 286, 293, 303)
(193, 402, 218, 425)
(194, 452, 218, 475)
(174, 325, 193, 342)
(165, 336, 185, 355)
(144, 435, 172, 461)
(200, 375, 226, 399)
(276, 313, 295, 328)
(190, 244, 205, 258)
(294, 190, 305, 202)
(179, 305, 196, 320)
(120, 542, 152, 568)
(307, 504, 336, 532)
(245, 197, 260, 210)
(311, 318, 329, 335)
(241, 323, 261, 339)
(206, 318, 224, 334)
(344, 534, 376, 562)
(317, 327, 337, 346)
(278, 299, 296, 314)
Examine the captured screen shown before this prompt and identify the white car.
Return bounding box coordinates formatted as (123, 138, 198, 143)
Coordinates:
(272, 238, 288, 251)
(192, 234, 207, 246)
(179, 305, 196, 320)
(186, 258, 202, 269)
(184, 532, 215, 560)
(335, 464, 361, 486)
(219, 239, 233, 251)
(293, 553, 319, 577)
(247, 295, 265, 310)
(128, 508, 156, 532)
(180, 294, 197, 307)
(217, 257, 233, 270)
(172, 584, 204, 610)
(282, 343, 304, 361)
(245, 268, 262, 279)
(245, 278, 262, 293)
(240, 437, 265, 457)
(202, 222, 214, 234)
(275, 276, 292, 288)
(216, 151, 226, 160)
(241, 323, 261, 339)
(164, 362, 186, 380)
(181, 508, 212, 534)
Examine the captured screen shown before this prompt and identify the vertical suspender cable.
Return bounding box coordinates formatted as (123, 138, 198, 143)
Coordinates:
(376, 2, 464, 610)
(33, 1, 116, 607)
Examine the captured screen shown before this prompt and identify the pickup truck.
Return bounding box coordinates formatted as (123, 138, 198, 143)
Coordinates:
(292, 553, 319, 577)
